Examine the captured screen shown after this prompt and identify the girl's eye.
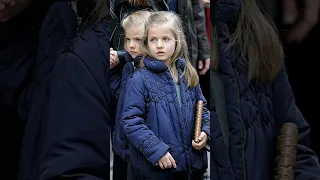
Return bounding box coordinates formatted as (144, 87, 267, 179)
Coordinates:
(126, 38, 130, 41)
(135, 38, 141, 41)
(164, 37, 170, 41)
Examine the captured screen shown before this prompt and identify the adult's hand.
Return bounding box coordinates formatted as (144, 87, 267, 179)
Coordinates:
(198, 58, 210, 75)
(283, 0, 320, 43)
(202, 0, 210, 6)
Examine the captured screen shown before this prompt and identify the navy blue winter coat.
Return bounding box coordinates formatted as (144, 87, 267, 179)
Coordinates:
(210, 0, 320, 179)
(122, 56, 210, 179)
(110, 52, 141, 161)
(36, 17, 111, 179)
(0, 2, 48, 177)
(18, 2, 78, 179)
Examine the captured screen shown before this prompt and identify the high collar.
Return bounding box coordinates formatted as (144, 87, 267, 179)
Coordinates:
(125, 52, 142, 67)
(143, 56, 186, 73)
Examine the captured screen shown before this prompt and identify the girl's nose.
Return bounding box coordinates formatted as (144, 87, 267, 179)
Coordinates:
(157, 40, 164, 48)
(129, 42, 135, 48)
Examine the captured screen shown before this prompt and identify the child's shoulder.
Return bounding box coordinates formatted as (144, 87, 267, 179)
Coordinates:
(132, 66, 151, 76)
(126, 68, 151, 91)
(129, 68, 147, 82)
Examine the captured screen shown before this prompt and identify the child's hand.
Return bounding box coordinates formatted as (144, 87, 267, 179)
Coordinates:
(192, 131, 208, 150)
(110, 48, 119, 68)
(157, 152, 177, 169)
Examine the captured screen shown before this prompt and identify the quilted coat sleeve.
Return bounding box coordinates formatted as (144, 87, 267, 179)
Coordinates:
(272, 66, 320, 179)
(39, 52, 110, 180)
(122, 76, 170, 166)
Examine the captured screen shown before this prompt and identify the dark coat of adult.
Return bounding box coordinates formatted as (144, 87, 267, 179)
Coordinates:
(17, 1, 111, 179)
(0, 1, 49, 177)
(37, 16, 111, 179)
(210, 0, 320, 179)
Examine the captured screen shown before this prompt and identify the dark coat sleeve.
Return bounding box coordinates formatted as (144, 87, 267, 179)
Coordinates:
(272, 66, 320, 179)
(39, 52, 110, 180)
(209, 70, 236, 180)
(191, 0, 209, 60)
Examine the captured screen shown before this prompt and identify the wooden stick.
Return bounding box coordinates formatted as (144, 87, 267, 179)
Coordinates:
(274, 122, 298, 180)
(194, 100, 203, 143)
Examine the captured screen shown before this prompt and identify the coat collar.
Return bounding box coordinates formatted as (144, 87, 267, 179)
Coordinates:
(143, 56, 186, 73)
(125, 52, 142, 68)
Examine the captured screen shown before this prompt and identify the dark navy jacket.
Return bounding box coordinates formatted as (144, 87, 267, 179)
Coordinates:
(210, 0, 320, 179)
(36, 17, 111, 179)
(122, 56, 210, 179)
(0, 1, 48, 178)
(18, 2, 78, 179)
(110, 52, 141, 161)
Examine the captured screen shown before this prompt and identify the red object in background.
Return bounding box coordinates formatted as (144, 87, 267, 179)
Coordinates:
(205, 7, 210, 45)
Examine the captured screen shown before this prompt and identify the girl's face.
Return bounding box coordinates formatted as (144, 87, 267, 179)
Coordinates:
(147, 23, 176, 66)
(125, 25, 144, 59)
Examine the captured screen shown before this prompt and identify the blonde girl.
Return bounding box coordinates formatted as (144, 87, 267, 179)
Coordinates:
(122, 11, 210, 180)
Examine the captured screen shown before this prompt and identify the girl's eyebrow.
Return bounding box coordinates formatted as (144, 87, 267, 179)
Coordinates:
(125, 35, 143, 38)
(148, 35, 173, 38)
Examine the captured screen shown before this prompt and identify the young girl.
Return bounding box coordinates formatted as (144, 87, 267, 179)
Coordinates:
(109, 0, 168, 52)
(211, 0, 320, 179)
(122, 11, 210, 180)
(110, 10, 152, 180)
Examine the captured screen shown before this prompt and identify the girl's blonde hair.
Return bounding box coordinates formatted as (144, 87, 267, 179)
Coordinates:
(121, 10, 152, 31)
(141, 11, 199, 88)
(212, 0, 283, 82)
(121, 10, 152, 51)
